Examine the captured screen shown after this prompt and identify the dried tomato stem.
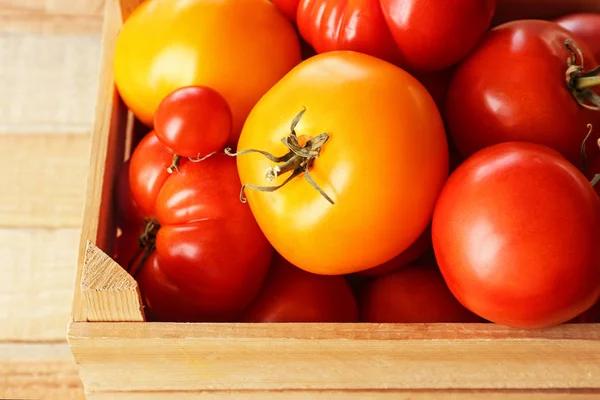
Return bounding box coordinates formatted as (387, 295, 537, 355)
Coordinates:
(167, 154, 182, 173)
(576, 74, 600, 91)
(224, 108, 335, 205)
(127, 218, 160, 276)
(565, 40, 600, 110)
(581, 124, 594, 174)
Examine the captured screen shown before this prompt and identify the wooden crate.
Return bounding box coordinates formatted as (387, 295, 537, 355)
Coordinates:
(67, 0, 600, 398)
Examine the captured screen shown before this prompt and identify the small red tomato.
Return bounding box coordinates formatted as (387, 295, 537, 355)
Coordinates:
(272, 0, 300, 22)
(357, 226, 432, 278)
(360, 264, 484, 323)
(242, 255, 359, 322)
(556, 13, 600, 63)
(432, 142, 600, 329)
(380, 0, 496, 72)
(445, 20, 600, 169)
(296, 0, 402, 65)
(154, 86, 232, 159)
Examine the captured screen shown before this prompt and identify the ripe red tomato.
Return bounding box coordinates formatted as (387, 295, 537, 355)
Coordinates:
(432, 142, 600, 329)
(127, 132, 273, 322)
(296, 0, 402, 65)
(115, 160, 146, 226)
(445, 20, 600, 169)
(380, 0, 496, 72)
(272, 0, 300, 22)
(154, 86, 232, 159)
(356, 226, 432, 278)
(360, 264, 484, 323)
(556, 13, 600, 63)
(113, 224, 143, 271)
(242, 254, 358, 322)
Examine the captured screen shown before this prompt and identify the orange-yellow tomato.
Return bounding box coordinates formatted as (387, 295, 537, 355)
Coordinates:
(113, 0, 301, 145)
(235, 51, 449, 275)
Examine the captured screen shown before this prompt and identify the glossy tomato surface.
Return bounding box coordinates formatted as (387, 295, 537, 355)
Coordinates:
(154, 86, 232, 158)
(236, 51, 449, 275)
(432, 142, 600, 329)
(114, 0, 301, 145)
(128, 133, 273, 322)
(297, 0, 402, 65)
(115, 160, 146, 226)
(242, 254, 358, 322)
(445, 20, 600, 168)
(556, 13, 600, 62)
(380, 0, 496, 72)
(360, 264, 484, 323)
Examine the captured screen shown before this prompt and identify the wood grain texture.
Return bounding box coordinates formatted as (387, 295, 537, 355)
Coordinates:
(0, 134, 90, 228)
(86, 390, 600, 400)
(0, 229, 80, 341)
(68, 322, 600, 393)
(72, 0, 131, 323)
(0, 34, 101, 134)
(0, 342, 84, 399)
(81, 241, 145, 322)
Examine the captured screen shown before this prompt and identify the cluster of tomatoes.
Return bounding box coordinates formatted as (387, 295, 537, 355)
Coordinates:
(111, 0, 600, 328)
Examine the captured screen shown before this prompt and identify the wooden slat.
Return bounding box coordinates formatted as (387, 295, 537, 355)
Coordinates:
(87, 390, 600, 400)
(0, 229, 80, 341)
(0, 134, 90, 228)
(0, 342, 84, 399)
(0, 34, 101, 135)
(68, 322, 600, 393)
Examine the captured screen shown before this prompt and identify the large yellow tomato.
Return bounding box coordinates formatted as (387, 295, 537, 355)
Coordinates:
(235, 51, 449, 275)
(113, 0, 301, 145)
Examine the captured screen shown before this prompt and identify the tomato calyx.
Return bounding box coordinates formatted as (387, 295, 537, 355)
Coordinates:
(127, 218, 161, 276)
(225, 108, 335, 204)
(565, 40, 600, 111)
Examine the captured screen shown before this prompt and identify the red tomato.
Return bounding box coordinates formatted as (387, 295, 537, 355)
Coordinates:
(432, 142, 600, 329)
(272, 0, 300, 22)
(556, 13, 600, 63)
(380, 0, 496, 72)
(115, 160, 146, 226)
(242, 254, 358, 322)
(445, 20, 600, 169)
(154, 86, 232, 159)
(571, 300, 600, 323)
(296, 0, 402, 65)
(360, 264, 484, 323)
(356, 226, 432, 278)
(128, 132, 273, 322)
(113, 224, 143, 271)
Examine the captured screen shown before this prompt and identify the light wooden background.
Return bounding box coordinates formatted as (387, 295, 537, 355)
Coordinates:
(1, 0, 106, 398)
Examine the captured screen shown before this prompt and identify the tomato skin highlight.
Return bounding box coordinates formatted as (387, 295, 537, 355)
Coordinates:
(236, 51, 449, 275)
(297, 0, 402, 66)
(445, 20, 600, 168)
(360, 264, 484, 323)
(432, 142, 600, 329)
(242, 254, 358, 322)
(380, 0, 496, 72)
(556, 13, 600, 63)
(154, 86, 232, 158)
(114, 0, 301, 145)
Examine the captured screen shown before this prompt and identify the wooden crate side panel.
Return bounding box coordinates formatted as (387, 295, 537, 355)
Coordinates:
(71, 0, 138, 323)
(85, 390, 600, 400)
(68, 323, 600, 392)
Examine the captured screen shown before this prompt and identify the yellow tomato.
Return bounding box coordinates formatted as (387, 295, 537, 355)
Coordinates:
(235, 51, 449, 275)
(113, 0, 301, 145)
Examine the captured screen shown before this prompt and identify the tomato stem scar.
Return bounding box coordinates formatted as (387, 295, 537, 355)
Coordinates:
(167, 154, 182, 173)
(224, 108, 335, 205)
(565, 40, 600, 111)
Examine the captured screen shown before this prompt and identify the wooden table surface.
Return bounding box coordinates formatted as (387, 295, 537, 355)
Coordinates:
(1, 1, 106, 398)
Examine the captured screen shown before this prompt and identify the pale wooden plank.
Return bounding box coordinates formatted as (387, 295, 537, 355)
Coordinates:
(0, 10, 103, 34)
(0, 342, 84, 399)
(0, 34, 101, 134)
(68, 322, 600, 392)
(81, 241, 144, 322)
(0, 134, 90, 228)
(0, 229, 80, 341)
(87, 390, 600, 400)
